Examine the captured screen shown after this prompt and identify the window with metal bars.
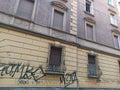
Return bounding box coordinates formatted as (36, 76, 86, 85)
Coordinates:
(47, 46, 62, 73)
(88, 55, 97, 77)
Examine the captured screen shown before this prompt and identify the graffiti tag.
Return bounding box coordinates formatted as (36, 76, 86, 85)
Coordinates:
(0, 63, 46, 82)
(60, 71, 78, 87)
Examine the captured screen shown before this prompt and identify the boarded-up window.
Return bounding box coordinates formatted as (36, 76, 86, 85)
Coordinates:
(88, 55, 97, 77)
(48, 46, 62, 72)
(53, 10, 64, 30)
(114, 35, 119, 48)
(16, 0, 34, 20)
(86, 24, 94, 41)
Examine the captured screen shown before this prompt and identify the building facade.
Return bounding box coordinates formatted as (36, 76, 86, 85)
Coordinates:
(0, 0, 120, 90)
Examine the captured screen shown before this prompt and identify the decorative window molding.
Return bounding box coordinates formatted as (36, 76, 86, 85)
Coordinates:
(51, 4, 66, 31)
(111, 29, 120, 34)
(85, 21, 96, 41)
(46, 44, 66, 75)
(84, 17, 96, 24)
(51, 1, 68, 11)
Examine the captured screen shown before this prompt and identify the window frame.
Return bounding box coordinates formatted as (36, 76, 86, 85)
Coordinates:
(87, 54, 98, 78)
(15, 0, 37, 21)
(46, 44, 66, 75)
(112, 33, 120, 49)
(85, 0, 94, 15)
(108, 0, 114, 6)
(51, 7, 66, 31)
(118, 61, 120, 73)
(110, 13, 117, 26)
(85, 21, 96, 41)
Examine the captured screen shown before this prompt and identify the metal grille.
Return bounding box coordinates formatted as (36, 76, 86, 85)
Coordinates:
(48, 46, 62, 72)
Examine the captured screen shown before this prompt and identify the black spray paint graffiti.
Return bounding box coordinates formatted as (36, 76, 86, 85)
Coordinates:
(0, 63, 46, 82)
(60, 71, 78, 87)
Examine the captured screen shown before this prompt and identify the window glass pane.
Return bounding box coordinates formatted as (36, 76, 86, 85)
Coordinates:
(86, 0, 91, 12)
(16, 0, 34, 20)
(87, 24, 93, 40)
(53, 10, 64, 30)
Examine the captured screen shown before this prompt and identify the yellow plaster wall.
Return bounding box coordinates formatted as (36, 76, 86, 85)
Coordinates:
(0, 27, 120, 88)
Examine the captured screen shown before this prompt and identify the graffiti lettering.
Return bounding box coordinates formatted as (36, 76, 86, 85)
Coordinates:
(60, 71, 78, 87)
(0, 63, 46, 82)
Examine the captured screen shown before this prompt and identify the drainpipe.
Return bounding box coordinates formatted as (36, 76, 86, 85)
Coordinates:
(76, 38, 79, 89)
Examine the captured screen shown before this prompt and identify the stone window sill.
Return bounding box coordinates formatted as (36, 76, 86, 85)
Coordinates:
(84, 11, 94, 17)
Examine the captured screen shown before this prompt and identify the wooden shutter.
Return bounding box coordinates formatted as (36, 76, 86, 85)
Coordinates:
(49, 46, 62, 66)
(87, 24, 93, 40)
(53, 10, 64, 30)
(16, 0, 34, 20)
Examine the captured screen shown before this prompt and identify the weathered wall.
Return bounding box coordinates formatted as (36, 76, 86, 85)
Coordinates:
(0, 27, 120, 88)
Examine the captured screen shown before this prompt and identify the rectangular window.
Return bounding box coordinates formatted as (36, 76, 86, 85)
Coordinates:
(86, 24, 94, 41)
(86, 0, 93, 14)
(16, 0, 34, 20)
(113, 35, 120, 49)
(108, 0, 114, 6)
(53, 10, 64, 30)
(119, 61, 120, 72)
(88, 55, 97, 77)
(48, 46, 62, 72)
(110, 13, 117, 26)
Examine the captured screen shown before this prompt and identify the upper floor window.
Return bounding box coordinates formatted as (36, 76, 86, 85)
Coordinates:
(16, 0, 34, 20)
(51, 1, 67, 31)
(108, 0, 114, 6)
(113, 34, 120, 49)
(53, 9, 64, 30)
(85, 0, 94, 14)
(110, 13, 117, 26)
(85, 21, 95, 41)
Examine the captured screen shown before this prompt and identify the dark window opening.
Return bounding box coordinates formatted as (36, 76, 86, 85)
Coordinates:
(118, 61, 120, 72)
(47, 46, 62, 73)
(86, 0, 91, 13)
